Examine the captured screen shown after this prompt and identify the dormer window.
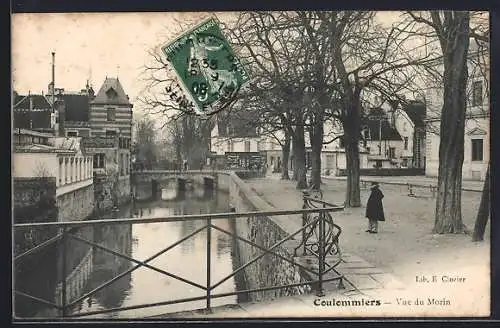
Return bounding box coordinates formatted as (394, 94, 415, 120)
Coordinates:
(106, 88, 118, 100)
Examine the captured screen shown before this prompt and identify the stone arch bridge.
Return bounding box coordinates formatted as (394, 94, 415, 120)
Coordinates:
(130, 170, 224, 201)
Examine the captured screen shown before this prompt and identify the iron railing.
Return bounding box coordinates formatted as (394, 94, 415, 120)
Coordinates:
(13, 199, 344, 319)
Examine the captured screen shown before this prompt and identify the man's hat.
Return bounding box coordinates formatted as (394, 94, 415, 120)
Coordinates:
(371, 181, 379, 186)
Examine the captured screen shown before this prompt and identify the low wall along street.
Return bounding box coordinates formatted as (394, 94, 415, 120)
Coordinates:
(337, 168, 425, 177)
(227, 172, 311, 301)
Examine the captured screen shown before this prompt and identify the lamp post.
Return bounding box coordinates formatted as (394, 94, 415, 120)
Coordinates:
(378, 116, 382, 156)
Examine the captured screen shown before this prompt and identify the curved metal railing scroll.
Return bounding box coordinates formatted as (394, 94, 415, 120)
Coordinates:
(293, 188, 344, 293)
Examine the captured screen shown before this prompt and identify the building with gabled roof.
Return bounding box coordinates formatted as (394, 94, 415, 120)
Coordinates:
(13, 92, 55, 133)
(391, 100, 427, 168)
(359, 107, 405, 168)
(86, 77, 133, 207)
(91, 77, 131, 106)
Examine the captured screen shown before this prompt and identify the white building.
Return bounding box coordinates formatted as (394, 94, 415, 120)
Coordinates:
(424, 39, 489, 181)
(13, 133, 94, 197)
(209, 113, 262, 169)
(390, 100, 426, 168)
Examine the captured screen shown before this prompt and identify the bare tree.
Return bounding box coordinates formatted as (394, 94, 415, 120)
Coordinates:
(134, 117, 158, 170)
(167, 114, 214, 170)
(408, 11, 472, 233)
(224, 12, 312, 189)
(300, 11, 439, 206)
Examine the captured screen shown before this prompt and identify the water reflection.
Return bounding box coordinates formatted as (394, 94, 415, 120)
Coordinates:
(14, 185, 242, 319)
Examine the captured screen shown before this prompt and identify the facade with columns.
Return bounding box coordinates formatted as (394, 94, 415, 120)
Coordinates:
(13, 136, 95, 221)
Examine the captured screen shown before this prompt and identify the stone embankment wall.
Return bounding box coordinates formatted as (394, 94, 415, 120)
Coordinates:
(56, 184, 94, 222)
(13, 177, 58, 254)
(226, 172, 311, 301)
(94, 174, 131, 212)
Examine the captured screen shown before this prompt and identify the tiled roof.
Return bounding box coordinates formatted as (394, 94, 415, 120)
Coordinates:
(363, 108, 402, 141)
(13, 93, 53, 129)
(62, 94, 90, 122)
(91, 77, 131, 105)
(13, 94, 51, 111)
(403, 101, 426, 128)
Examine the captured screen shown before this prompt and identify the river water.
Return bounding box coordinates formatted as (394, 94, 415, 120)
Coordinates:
(14, 184, 247, 319)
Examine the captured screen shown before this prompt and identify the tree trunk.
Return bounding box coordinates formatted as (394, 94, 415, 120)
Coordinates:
(292, 125, 307, 189)
(344, 134, 361, 207)
(309, 117, 324, 190)
(281, 133, 291, 180)
(343, 96, 362, 207)
(472, 163, 490, 241)
(433, 13, 469, 234)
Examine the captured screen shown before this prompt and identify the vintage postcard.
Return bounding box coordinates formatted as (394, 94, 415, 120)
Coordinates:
(11, 11, 490, 320)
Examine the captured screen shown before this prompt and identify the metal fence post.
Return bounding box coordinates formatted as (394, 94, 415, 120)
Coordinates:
(206, 217, 212, 311)
(61, 227, 68, 317)
(317, 209, 325, 297)
(302, 195, 307, 256)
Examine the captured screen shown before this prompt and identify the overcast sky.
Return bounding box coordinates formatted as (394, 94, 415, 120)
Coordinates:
(11, 12, 236, 110)
(11, 11, 419, 119)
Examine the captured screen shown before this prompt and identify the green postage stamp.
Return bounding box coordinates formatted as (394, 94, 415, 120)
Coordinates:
(162, 17, 250, 115)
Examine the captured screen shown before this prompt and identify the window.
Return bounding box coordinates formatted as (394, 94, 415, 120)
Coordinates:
(388, 147, 396, 158)
(471, 139, 484, 161)
(244, 141, 251, 152)
(362, 127, 370, 139)
(226, 140, 231, 152)
(93, 153, 105, 168)
(67, 131, 78, 137)
(107, 107, 116, 121)
(106, 130, 117, 137)
(339, 136, 345, 148)
(106, 88, 118, 100)
(404, 137, 408, 150)
(472, 81, 483, 107)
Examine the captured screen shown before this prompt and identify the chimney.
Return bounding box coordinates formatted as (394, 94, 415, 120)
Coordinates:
(57, 99, 66, 137)
(51, 52, 55, 110)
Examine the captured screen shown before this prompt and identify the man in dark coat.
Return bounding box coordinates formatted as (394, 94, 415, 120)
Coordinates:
(365, 182, 385, 233)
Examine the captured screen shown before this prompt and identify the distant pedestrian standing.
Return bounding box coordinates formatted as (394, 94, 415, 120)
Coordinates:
(365, 182, 385, 233)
